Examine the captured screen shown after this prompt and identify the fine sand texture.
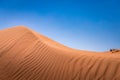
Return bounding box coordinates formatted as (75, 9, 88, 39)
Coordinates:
(0, 26, 120, 80)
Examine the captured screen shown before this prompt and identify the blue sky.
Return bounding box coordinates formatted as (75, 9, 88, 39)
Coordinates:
(0, 0, 120, 51)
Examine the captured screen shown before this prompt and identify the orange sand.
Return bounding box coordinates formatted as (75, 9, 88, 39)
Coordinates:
(0, 26, 120, 80)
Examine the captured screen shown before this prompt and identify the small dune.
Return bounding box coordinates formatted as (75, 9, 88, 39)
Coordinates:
(0, 26, 120, 80)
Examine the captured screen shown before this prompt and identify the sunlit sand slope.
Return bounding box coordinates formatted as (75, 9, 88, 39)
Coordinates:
(0, 26, 120, 80)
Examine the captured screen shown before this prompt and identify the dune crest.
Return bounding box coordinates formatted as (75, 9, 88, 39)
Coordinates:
(0, 26, 120, 80)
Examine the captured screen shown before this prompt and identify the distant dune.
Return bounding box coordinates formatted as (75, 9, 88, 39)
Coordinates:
(0, 26, 120, 80)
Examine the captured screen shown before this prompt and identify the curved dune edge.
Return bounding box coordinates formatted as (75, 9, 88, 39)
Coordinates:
(0, 26, 120, 80)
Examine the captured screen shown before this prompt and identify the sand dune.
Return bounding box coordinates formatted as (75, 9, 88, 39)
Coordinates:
(0, 26, 120, 80)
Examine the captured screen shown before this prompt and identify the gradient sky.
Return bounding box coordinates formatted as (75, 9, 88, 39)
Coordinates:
(0, 0, 120, 51)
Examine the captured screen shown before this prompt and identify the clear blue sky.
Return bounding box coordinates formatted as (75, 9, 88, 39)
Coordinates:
(0, 0, 120, 51)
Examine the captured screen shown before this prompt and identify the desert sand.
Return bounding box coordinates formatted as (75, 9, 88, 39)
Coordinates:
(0, 26, 120, 80)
